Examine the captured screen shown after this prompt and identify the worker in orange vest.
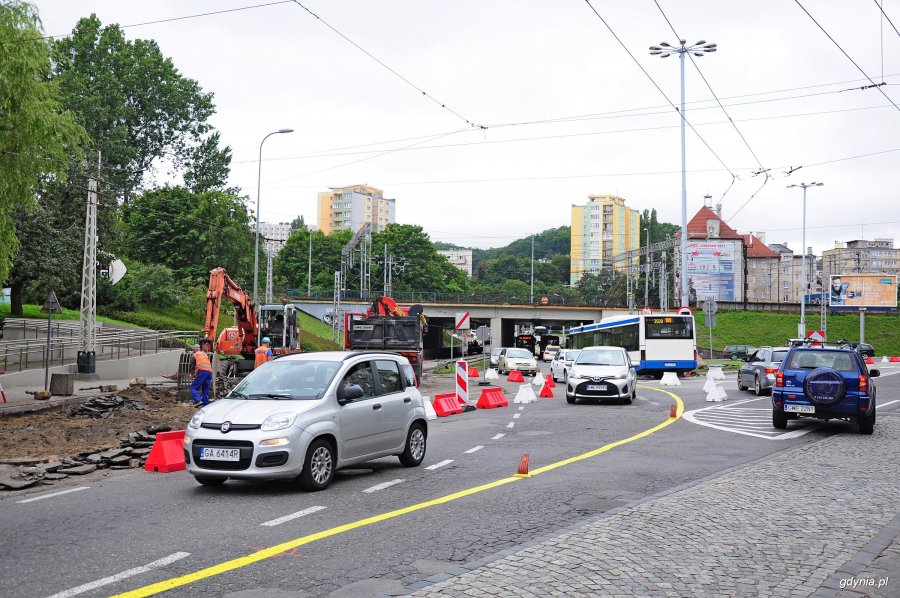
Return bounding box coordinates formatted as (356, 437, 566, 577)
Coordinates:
(255, 337, 273, 369)
(191, 343, 213, 407)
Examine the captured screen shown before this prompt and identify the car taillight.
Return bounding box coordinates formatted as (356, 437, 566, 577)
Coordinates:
(640, 350, 646, 362)
(859, 375, 867, 393)
(764, 367, 778, 374)
(775, 371, 784, 387)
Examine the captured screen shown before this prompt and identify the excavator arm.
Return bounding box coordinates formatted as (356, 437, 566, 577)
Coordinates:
(201, 267, 258, 357)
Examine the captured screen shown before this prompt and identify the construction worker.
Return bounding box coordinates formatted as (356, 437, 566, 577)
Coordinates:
(191, 343, 213, 407)
(255, 337, 273, 369)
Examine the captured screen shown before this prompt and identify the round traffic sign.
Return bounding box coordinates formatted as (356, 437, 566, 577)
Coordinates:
(640, 307, 652, 315)
(677, 306, 694, 316)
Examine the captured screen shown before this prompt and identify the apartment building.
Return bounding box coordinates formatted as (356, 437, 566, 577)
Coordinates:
(317, 185, 396, 235)
(438, 249, 473, 277)
(742, 232, 780, 302)
(570, 194, 640, 285)
(822, 238, 899, 277)
(768, 243, 818, 303)
(257, 221, 292, 255)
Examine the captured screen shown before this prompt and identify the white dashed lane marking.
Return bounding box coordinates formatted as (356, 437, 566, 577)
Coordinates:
(464, 446, 484, 454)
(491, 434, 505, 440)
(513, 414, 520, 419)
(260, 506, 327, 527)
(16, 486, 90, 504)
(506, 422, 515, 429)
(45, 552, 190, 598)
(425, 460, 453, 471)
(362, 479, 404, 493)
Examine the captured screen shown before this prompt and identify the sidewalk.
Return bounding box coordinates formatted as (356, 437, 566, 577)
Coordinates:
(395, 417, 900, 597)
(0, 375, 175, 415)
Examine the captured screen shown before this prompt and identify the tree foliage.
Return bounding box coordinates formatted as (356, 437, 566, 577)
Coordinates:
(276, 227, 350, 291)
(371, 224, 468, 294)
(0, 0, 86, 292)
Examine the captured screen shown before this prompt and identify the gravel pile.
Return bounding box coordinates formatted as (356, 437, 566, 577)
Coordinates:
(68, 395, 146, 419)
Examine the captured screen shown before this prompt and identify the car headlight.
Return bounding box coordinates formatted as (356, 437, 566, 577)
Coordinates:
(612, 370, 628, 380)
(569, 371, 583, 380)
(189, 411, 204, 429)
(261, 413, 297, 431)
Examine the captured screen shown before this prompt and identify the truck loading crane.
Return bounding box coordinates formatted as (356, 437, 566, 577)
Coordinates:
(345, 296, 427, 380)
(200, 267, 301, 374)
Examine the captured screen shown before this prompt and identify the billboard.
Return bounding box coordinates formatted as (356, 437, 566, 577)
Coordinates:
(829, 274, 897, 311)
(685, 240, 742, 302)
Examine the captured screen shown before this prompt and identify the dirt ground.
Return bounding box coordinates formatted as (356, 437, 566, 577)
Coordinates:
(0, 386, 196, 462)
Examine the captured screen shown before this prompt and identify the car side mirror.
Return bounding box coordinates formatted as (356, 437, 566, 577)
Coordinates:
(337, 384, 365, 405)
(869, 369, 880, 378)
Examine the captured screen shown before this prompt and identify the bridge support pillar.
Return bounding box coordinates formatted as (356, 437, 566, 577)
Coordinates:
(490, 318, 503, 351)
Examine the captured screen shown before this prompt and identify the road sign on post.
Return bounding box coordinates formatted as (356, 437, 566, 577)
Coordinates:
(703, 297, 717, 360)
(41, 291, 62, 391)
(455, 311, 470, 330)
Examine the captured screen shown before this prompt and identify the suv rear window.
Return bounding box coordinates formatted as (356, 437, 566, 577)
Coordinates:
(785, 350, 857, 372)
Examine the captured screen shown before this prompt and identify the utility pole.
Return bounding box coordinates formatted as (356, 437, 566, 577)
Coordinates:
(384, 244, 388, 295)
(643, 227, 650, 307)
(787, 182, 824, 338)
(307, 231, 313, 296)
(530, 234, 535, 305)
(265, 248, 273, 304)
(659, 254, 668, 312)
(77, 177, 98, 374)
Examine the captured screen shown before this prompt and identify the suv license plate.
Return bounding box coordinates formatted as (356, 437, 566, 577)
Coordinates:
(785, 404, 815, 414)
(200, 448, 240, 461)
(586, 384, 607, 391)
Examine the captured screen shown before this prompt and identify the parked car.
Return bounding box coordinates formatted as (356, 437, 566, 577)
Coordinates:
(737, 346, 790, 396)
(542, 345, 560, 362)
(550, 349, 581, 383)
(498, 347, 538, 376)
(185, 351, 428, 490)
(723, 344, 756, 360)
(565, 346, 637, 405)
(772, 346, 879, 434)
(489, 347, 504, 368)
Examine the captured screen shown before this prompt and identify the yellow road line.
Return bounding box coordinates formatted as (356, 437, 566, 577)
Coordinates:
(112, 385, 683, 598)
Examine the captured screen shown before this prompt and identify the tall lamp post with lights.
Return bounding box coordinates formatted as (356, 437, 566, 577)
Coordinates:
(643, 227, 650, 307)
(787, 182, 824, 338)
(253, 128, 294, 310)
(650, 39, 717, 308)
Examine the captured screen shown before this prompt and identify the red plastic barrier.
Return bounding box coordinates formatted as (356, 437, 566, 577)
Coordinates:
(144, 430, 186, 473)
(865, 356, 875, 364)
(507, 370, 525, 383)
(476, 387, 508, 409)
(468, 366, 479, 378)
(545, 373, 556, 388)
(890, 356, 900, 363)
(433, 392, 463, 416)
(539, 383, 554, 398)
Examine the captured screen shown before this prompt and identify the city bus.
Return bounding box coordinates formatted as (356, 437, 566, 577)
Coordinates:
(566, 314, 697, 376)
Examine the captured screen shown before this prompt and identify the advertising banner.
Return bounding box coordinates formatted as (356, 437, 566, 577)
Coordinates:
(685, 240, 742, 302)
(829, 274, 897, 311)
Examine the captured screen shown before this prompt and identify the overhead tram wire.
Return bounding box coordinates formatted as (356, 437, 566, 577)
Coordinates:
(581, 0, 735, 179)
(290, 0, 484, 130)
(873, 0, 900, 38)
(794, 0, 900, 113)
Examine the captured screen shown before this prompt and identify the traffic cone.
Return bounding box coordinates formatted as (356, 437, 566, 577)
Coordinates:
(531, 373, 543, 386)
(507, 370, 524, 383)
(545, 373, 556, 388)
(468, 366, 479, 378)
(515, 453, 531, 478)
(882, 356, 889, 364)
(660, 372, 681, 386)
(538, 379, 554, 398)
(865, 356, 875, 365)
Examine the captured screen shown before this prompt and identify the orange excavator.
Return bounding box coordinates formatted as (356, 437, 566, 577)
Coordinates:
(200, 267, 301, 374)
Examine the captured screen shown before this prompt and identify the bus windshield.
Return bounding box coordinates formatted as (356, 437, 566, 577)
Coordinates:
(645, 317, 693, 339)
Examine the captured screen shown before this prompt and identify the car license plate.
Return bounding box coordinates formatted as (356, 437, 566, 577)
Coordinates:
(665, 362, 676, 367)
(200, 447, 240, 461)
(586, 384, 607, 391)
(784, 404, 815, 414)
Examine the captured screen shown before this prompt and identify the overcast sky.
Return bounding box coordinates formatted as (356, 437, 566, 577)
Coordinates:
(34, 0, 900, 255)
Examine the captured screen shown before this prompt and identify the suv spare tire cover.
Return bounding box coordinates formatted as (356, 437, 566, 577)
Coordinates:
(803, 367, 847, 406)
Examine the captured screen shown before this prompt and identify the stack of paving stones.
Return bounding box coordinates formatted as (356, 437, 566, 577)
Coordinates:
(0, 426, 171, 491)
(214, 375, 239, 401)
(68, 395, 146, 419)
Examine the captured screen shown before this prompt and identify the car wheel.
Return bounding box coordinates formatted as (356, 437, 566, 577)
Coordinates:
(194, 475, 226, 486)
(622, 390, 632, 405)
(563, 370, 568, 383)
(632, 386, 637, 400)
(297, 439, 335, 492)
(772, 409, 788, 430)
(399, 423, 427, 467)
(737, 375, 748, 391)
(551, 369, 558, 382)
(566, 394, 576, 404)
(730, 353, 738, 360)
(754, 376, 765, 396)
(858, 408, 875, 435)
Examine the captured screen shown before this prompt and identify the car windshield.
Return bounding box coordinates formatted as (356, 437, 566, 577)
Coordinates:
(785, 350, 857, 372)
(577, 349, 626, 366)
(491, 348, 503, 357)
(229, 360, 341, 400)
(507, 349, 532, 359)
(564, 350, 581, 361)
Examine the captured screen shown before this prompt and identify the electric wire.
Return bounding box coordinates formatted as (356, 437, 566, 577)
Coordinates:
(873, 0, 900, 37)
(290, 0, 483, 129)
(581, 0, 735, 177)
(794, 0, 900, 112)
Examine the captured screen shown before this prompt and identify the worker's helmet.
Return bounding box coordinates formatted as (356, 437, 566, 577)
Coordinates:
(262, 337, 270, 344)
(192, 343, 201, 350)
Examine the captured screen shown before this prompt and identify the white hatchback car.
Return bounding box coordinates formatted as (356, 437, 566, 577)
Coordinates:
(550, 349, 581, 382)
(566, 346, 637, 405)
(185, 351, 428, 491)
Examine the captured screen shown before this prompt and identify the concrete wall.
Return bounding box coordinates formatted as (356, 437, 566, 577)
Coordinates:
(0, 349, 182, 389)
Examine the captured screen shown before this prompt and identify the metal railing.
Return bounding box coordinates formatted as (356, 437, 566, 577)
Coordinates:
(0, 326, 198, 373)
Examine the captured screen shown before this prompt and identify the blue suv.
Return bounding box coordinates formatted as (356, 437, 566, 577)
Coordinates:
(772, 346, 879, 434)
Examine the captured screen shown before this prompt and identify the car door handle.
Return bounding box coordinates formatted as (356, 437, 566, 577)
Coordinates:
(373, 403, 382, 410)
(403, 397, 412, 403)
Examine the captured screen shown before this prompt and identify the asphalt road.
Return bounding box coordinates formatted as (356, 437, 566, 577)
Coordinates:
(3, 362, 899, 598)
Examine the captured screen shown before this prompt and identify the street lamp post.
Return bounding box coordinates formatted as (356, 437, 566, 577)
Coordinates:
(253, 128, 294, 309)
(787, 182, 824, 338)
(643, 227, 650, 307)
(650, 40, 717, 308)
